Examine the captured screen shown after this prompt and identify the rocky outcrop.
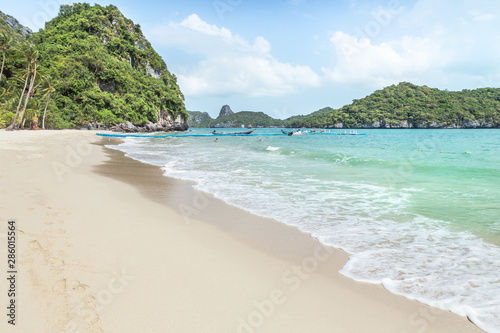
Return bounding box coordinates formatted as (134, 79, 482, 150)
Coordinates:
(212, 120, 237, 128)
(82, 112, 188, 132)
(187, 111, 212, 127)
(146, 61, 161, 79)
(219, 105, 234, 117)
(326, 119, 497, 129)
(0, 11, 33, 38)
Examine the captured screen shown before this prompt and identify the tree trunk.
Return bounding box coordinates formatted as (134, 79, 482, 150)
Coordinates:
(42, 91, 51, 130)
(0, 49, 5, 82)
(7, 61, 30, 130)
(19, 61, 37, 129)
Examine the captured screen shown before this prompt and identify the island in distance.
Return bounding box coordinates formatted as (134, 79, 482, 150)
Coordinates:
(188, 82, 500, 129)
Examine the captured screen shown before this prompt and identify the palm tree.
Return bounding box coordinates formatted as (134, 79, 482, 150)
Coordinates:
(7, 43, 36, 130)
(0, 31, 11, 83)
(0, 87, 5, 120)
(19, 49, 39, 129)
(40, 74, 55, 129)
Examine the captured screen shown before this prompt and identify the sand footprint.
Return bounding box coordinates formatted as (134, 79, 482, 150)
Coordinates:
(73, 282, 89, 294)
(49, 257, 66, 275)
(29, 240, 45, 252)
(52, 279, 67, 294)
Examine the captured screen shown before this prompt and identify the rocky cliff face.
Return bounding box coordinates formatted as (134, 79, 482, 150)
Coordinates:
(83, 112, 188, 132)
(187, 111, 212, 127)
(219, 105, 234, 117)
(0, 11, 33, 38)
(326, 119, 497, 129)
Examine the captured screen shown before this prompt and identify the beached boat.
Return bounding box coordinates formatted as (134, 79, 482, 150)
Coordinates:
(212, 129, 255, 135)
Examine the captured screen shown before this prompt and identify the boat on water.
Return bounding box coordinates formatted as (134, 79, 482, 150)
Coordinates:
(340, 129, 361, 135)
(212, 129, 255, 135)
(291, 129, 307, 135)
(281, 129, 308, 136)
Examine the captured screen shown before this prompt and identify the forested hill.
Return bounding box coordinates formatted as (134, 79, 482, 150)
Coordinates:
(287, 83, 500, 129)
(188, 110, 285, 128)
(0, 3, 187, 129)
(190, 83, 500, 129)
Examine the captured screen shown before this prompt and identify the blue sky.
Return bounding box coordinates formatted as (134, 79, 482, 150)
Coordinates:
(3, 0, 500, 118)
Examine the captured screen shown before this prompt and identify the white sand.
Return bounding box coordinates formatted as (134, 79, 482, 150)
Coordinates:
(0, 130, 483, 333)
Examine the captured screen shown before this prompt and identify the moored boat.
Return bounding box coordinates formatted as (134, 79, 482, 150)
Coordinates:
(212, 129, 255, 135)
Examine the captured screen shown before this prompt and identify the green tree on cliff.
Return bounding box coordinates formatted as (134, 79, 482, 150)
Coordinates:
(0, 31, 11, 82)
(7, 43, 37, 130)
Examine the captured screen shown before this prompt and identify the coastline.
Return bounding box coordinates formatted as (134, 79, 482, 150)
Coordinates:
(0, 130, 483, 332)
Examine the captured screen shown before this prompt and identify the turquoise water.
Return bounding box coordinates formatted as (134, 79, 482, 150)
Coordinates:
(110, 128, 500, 332)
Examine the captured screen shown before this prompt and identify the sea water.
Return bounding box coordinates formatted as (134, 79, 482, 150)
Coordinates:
(110, 128, 500, 332)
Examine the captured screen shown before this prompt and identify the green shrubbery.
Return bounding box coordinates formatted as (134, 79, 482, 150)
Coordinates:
(287, 82, 500, 128)
(0, 3, 187, 129)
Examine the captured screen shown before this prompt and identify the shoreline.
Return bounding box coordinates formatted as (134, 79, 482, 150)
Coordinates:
(0, 130, 484, 332)
(98, 135, 483, 332)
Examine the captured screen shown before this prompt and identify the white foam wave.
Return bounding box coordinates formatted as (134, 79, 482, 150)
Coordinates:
(110, 136, 500, 332)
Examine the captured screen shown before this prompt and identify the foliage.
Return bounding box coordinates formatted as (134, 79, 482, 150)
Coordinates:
(0, 4, 187, 129)
(286, 82, 500, 128)
(188, 110, 285, 128)
(187, 111, 213, 127)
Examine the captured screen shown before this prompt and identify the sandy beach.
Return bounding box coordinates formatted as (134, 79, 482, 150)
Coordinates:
(0, 130, 483, 333)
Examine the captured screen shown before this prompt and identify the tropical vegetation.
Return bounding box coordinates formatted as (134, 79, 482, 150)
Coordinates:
(188, 110, 285, 128)
(286, 83, 500, 128)
(0, 4, 187, 129)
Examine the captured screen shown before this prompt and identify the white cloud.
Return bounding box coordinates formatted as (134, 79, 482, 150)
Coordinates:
(147, 14, 320, 97)
(178, 56, 320, 97)
(471, 12, 495, 21)
(324, 31, 446, 87)
(324, 0, 500, 90)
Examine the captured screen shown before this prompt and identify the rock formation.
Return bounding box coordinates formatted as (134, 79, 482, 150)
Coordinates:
(219, 105, 234, 117)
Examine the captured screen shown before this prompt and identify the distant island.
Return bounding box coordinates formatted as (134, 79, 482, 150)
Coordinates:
(190, 83, 500, 129)
(287, 82, 500, 129)
(188, 105, 284, 128)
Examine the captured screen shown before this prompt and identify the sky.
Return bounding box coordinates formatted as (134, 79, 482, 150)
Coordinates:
(2, 0, 500, 118)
